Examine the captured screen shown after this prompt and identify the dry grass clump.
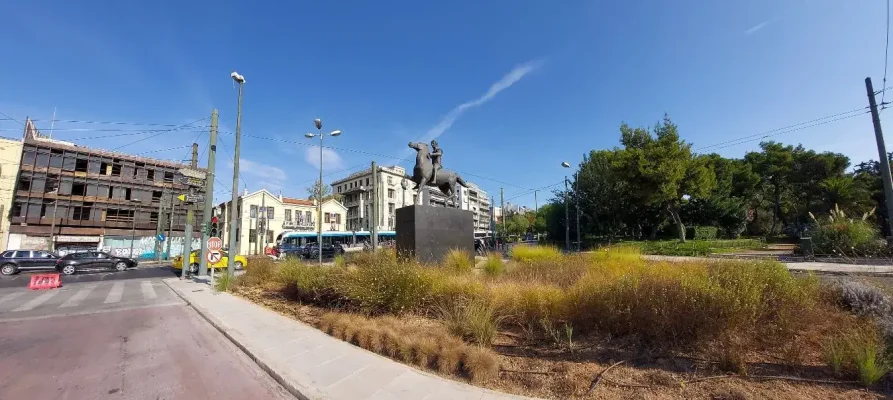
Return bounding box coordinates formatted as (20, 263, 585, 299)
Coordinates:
(481, 254, 504, 277)
(822, 322, 891, 386)
(231, 257, 277, 289)
(443, 248, 473, 273)
(510, 245, 561, 264)
(317, 311, 499, 382)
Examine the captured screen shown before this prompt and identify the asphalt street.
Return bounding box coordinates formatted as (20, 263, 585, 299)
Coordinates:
(0, 278, 294, 399)
(0, 264, 177, 289)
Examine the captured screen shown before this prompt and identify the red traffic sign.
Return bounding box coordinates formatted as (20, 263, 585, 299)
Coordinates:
(207, 237, 223, 251)
(206, 251, 222, 264)
(211, 216, 219, 224)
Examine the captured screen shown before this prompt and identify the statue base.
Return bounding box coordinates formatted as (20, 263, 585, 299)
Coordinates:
(395, 205, 474, 264)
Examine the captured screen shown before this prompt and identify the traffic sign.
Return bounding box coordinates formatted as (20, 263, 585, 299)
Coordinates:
(177, 175, 206, 187)
(177, 193, 206, 203)
(207, 237, 223, 251)
(178, 168, 207, 180)
(156, 233, 166, 242)
(206, 250, 222, 264)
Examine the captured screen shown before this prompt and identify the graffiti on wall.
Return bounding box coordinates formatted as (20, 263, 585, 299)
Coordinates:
(102, 236, 202, 259)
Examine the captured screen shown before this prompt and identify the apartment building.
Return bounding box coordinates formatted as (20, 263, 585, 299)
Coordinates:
(8, 118, 204, 258)
(0, 136, 24, 250)
(330, 165, 491, 234)
(215, 189, 347, 255)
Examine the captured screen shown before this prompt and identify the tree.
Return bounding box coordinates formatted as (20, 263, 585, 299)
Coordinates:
(306, 179, 341, 202)
(744, 142, 796, 235)
(682, 155, 759, 238)
(613, 116, 714, 242)
(574, 150, 632, 240)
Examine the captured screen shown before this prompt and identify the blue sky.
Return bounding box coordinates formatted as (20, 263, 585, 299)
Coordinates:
(1, 1, 890, 207)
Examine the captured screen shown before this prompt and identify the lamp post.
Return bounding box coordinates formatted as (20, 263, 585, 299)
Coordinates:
(561, 162, 572, 251)
(228, 71, 245, 277)
(305, 119, 342, 265)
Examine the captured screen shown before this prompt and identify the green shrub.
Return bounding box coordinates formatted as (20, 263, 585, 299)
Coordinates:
(438, 297, 502, 346)
(443, 249, 472, 273)
(687, 226, 718, 240)
(510, 245, 561, 263)
(809, 206, 887, 256)
(823, 325, 891, 386)
(214, 272, 233, 292)
(482, 254, 504, 277)
(336, 255, 432, 314)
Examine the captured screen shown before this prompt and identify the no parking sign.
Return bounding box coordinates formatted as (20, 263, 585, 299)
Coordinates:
(206, 251, 222, 264)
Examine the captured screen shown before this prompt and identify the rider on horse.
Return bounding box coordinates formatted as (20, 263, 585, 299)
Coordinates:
(430, 140, 443, 183)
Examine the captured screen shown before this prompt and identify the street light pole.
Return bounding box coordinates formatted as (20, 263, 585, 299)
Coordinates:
(48, 199, 58, 252)
(227, 71, 245, 277)
(561, 161, 572, 252)
(305, 119, 342, 266)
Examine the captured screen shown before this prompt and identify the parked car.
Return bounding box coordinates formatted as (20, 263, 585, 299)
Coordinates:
(302, 243, 345, 259)
(172, 250, 248, 274)
(0, 250, 60, 275)
(55, 251, 138, 275)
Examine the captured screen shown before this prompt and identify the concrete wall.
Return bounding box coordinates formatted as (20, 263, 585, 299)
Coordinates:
(102, 235, 201, 259)
(0, 138, 23, 250)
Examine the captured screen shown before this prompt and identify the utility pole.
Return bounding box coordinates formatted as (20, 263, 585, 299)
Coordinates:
(165, 191, 175, 260)
(867, 77, 893, 238)
(181, 144, 198, 279)
(500, 188, 505, 245)
(575, 172, 581, 252)
(198, 109, 217, 276)
(564, 176, 570, 252)
(228, 71, 245, 276)
(155, 188, 165, 261)
(48, 199, 58, 252)
(371, 161, 378, 251)
(259, 191, 266, 255)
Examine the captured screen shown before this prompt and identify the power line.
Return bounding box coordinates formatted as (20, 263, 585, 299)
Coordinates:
(0, 111, 24, 126)
(110, 117, 209, 151)
(216, 133, 249, 193)
(701, 111, 869, 153)
(24, 118, 187, 127)
(695, 107, 869, 153)
(503, 181, 565, 203)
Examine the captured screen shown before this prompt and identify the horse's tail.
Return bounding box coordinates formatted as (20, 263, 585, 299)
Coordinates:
(456, 175, 468, 187)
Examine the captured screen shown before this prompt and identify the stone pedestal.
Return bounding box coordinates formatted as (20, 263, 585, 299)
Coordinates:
(396, 205, 474, 264)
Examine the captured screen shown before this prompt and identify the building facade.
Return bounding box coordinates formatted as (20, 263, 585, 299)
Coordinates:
(7, 118, 204, 258)
(330, 165, 491, 234)
(215, 189, 347, 255)
(0, 136, 24, 251)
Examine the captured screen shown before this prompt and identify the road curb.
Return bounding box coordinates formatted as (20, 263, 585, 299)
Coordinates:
(162, 278, 314, 400)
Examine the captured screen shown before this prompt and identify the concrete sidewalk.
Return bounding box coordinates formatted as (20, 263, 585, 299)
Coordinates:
(163, 278, 530, 400)
(642, 255, 893, 274)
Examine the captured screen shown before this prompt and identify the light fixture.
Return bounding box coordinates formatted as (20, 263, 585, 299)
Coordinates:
(330, 130, 342, 137)
(561, 161, 571, 168)
(304, 133, 315, 138)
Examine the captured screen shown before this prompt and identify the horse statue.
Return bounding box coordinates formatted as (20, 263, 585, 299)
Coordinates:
(407, 142, 467, 207)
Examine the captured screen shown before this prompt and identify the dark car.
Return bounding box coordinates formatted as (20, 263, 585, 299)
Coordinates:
(55, 251, 138, 275)
(0, 250, 60, 275)
(302, 243, 345, 259)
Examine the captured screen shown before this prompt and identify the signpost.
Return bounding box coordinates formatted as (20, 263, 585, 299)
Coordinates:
(177, 176, 206, 187)
(206, 251, 222, 264)
(156, 233, 166, 242)
(177, 194, 206, 203)
(207, 237, 223, 251)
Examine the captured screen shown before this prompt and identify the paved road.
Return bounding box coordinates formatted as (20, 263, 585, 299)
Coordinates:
(0, 279, 294, 399)
(0, 264, 177, 289)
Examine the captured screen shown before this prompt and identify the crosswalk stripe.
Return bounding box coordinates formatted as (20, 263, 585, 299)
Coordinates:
(60, 285, 97, 308)
(104, 281, 125, 304)
(140, 281, 157, 300)
(0, 292, 25, 308)
(12, 291, 59, 312)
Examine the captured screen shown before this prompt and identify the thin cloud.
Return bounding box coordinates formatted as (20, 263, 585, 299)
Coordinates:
(745, 21, 770, 35)
(305, 145, 344, 170)
(239, 158, 288, 185)
(421, 60, 542, 143)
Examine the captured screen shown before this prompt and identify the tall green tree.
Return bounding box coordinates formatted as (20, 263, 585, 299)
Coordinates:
(574, 150, 632, 240)
(613, 116, 715, 242)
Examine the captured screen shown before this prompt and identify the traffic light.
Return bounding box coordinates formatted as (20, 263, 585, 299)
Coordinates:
(210, 216, 219, 237)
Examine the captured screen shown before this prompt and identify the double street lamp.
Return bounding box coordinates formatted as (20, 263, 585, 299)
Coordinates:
(305, 119, 342, 265)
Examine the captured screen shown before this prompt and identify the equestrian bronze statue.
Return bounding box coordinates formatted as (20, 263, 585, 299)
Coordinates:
(407, 141, 467, 207)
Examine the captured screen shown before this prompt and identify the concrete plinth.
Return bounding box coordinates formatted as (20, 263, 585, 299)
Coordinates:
(395, 205, 474, 264)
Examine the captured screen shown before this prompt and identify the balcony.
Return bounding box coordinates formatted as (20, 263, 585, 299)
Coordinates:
(283, 219, 314, 229)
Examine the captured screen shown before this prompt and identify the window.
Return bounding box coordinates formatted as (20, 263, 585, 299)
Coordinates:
(388, 189, 395, 199)
(389, 204, 395, 214)
(163, 171, 174, 183)
(11, 202, 24, 217)
(338, 186, 342, 193)
(71, 183, 87, 196)
(147, 169, 155, 181)
(17, 177, 31, 191)
(22, 150, 36, 166)
(366, 178, 370, 186)
(305, 211, 312, 223)
(152, 191, 163, 202)
(335, 214, 341, 224)
(1, 251, 13, 258)
(284, 209, 292, 221)
(111, 163, 122, 176)
(72, 206, 92, 221)
(267, 207, 274, 220)
(250, 205, 258, 218)
(14, 251, 31, 258)
(248, 229, 256, 243)
(88, 158, 101, 174)
(387, 176, 392, 185)
(36, 152, 49, 168)
(324, 212, 331, 223)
